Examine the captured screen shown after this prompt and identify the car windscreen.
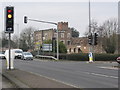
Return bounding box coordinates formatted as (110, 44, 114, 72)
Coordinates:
(23, 52, 32, 55)
(15, 51, 22, 53)
(0, 51, 5, 54)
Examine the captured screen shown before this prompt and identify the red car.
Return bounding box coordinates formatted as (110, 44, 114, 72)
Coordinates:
(116, 57, 120, 64)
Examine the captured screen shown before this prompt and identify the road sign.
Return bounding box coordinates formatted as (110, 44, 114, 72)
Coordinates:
(42, 44, 52, 51)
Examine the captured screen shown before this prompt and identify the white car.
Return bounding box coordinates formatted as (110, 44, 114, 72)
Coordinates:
(21, 52, 33, 60)
(0, 51, 5, 59)
(14, 49, 23, 59)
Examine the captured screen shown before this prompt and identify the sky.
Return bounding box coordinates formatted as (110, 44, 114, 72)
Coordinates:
(0, 0, 118, 37)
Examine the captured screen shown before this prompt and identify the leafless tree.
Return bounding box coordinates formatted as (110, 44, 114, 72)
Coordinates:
(12, 34, 19, 48)
(84, 19, 99, 36)
(19, 27, 35, 51)
(84, 18, 118, 54)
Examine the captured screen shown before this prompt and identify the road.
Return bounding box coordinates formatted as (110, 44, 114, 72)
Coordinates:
(1, 59, 119, 88)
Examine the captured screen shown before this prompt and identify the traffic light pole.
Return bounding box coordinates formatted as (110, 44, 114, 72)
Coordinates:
(5, 6, 14, 70)
(25, 17, 59, 60)
(8, 33, 11, 70)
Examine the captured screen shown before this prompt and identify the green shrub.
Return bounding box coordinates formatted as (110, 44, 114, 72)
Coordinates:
(94, 53, 119, 61)
(59, 53, 119, 61)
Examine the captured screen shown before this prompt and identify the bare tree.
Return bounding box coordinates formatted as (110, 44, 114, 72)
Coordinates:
(19, 27, 35, 51)
(84, 18, 118, 54)
(84, 19, 99, 36)
(101, 18, 118, 37)
(12, 34, 19, 48)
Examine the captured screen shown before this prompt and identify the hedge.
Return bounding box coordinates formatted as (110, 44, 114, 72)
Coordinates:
(32, 50, 120, 61)
(59, 53, 119, 61)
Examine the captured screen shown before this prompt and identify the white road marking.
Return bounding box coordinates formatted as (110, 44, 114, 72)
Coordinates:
(90, 73, 118, 79)
(98, 66, 118, 70)
(83, 72, 118, 79)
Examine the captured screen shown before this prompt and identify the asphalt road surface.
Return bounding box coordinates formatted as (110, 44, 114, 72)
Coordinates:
(1, 59, 119, 88)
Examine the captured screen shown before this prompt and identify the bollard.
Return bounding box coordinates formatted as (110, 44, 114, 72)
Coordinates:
(5, 49, 15, 70)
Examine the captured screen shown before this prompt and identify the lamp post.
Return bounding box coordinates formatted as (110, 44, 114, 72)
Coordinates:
(88, 0, 94, 62)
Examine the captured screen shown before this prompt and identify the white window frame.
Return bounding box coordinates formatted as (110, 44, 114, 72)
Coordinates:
(61, 33, 64, 38)
(67, 33, 71, 38)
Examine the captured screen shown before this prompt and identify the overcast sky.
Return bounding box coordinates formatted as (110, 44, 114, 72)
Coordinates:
(0, 0, 118, 37)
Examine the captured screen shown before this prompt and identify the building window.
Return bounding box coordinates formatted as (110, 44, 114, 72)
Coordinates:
(61, 33, 64, 38)
(69, 48, 71, 53)
(78, 48, 82, 53)
(45, 33, 48, 37)
(44, 33, 48, 40)
(67, 33, 71, 38)
(74, 48, 76, 53)
(39, 34, 41, 37)
(35, 34, 38, 39)
(67, 41, 71, 45)
(54, 33, 57, 38)
(38, 34, 41, 39)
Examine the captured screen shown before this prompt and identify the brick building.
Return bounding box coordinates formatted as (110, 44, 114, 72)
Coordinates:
(34, 22, 104, 54)
(34, 22, 72, 51)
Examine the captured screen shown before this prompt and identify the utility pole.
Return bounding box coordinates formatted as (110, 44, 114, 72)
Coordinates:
(8, 33, 11, 70)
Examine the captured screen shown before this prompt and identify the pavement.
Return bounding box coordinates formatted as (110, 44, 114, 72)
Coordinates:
(2, 74, 17, 88)
(2, 69, 80, 89)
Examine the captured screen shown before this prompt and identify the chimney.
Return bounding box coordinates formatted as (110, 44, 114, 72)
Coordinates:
(57, 22, 68, 30)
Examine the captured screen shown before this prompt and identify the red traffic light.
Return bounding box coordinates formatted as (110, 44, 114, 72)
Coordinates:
(8, 10, 12, 13)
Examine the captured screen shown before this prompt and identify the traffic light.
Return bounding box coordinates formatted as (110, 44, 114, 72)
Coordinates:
(24, 16, 27, 23)
(94, 33, 98, 45)
(88, 33, 93, 45)
(5, 6, 14, 33)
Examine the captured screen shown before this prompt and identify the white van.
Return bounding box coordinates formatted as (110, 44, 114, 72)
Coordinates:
(14, 49, 23, 59)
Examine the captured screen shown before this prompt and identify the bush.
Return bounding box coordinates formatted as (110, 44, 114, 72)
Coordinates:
(59, 53, 88, 61)
(33, 50, 119, 61)
(94, 53, 119, 61)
